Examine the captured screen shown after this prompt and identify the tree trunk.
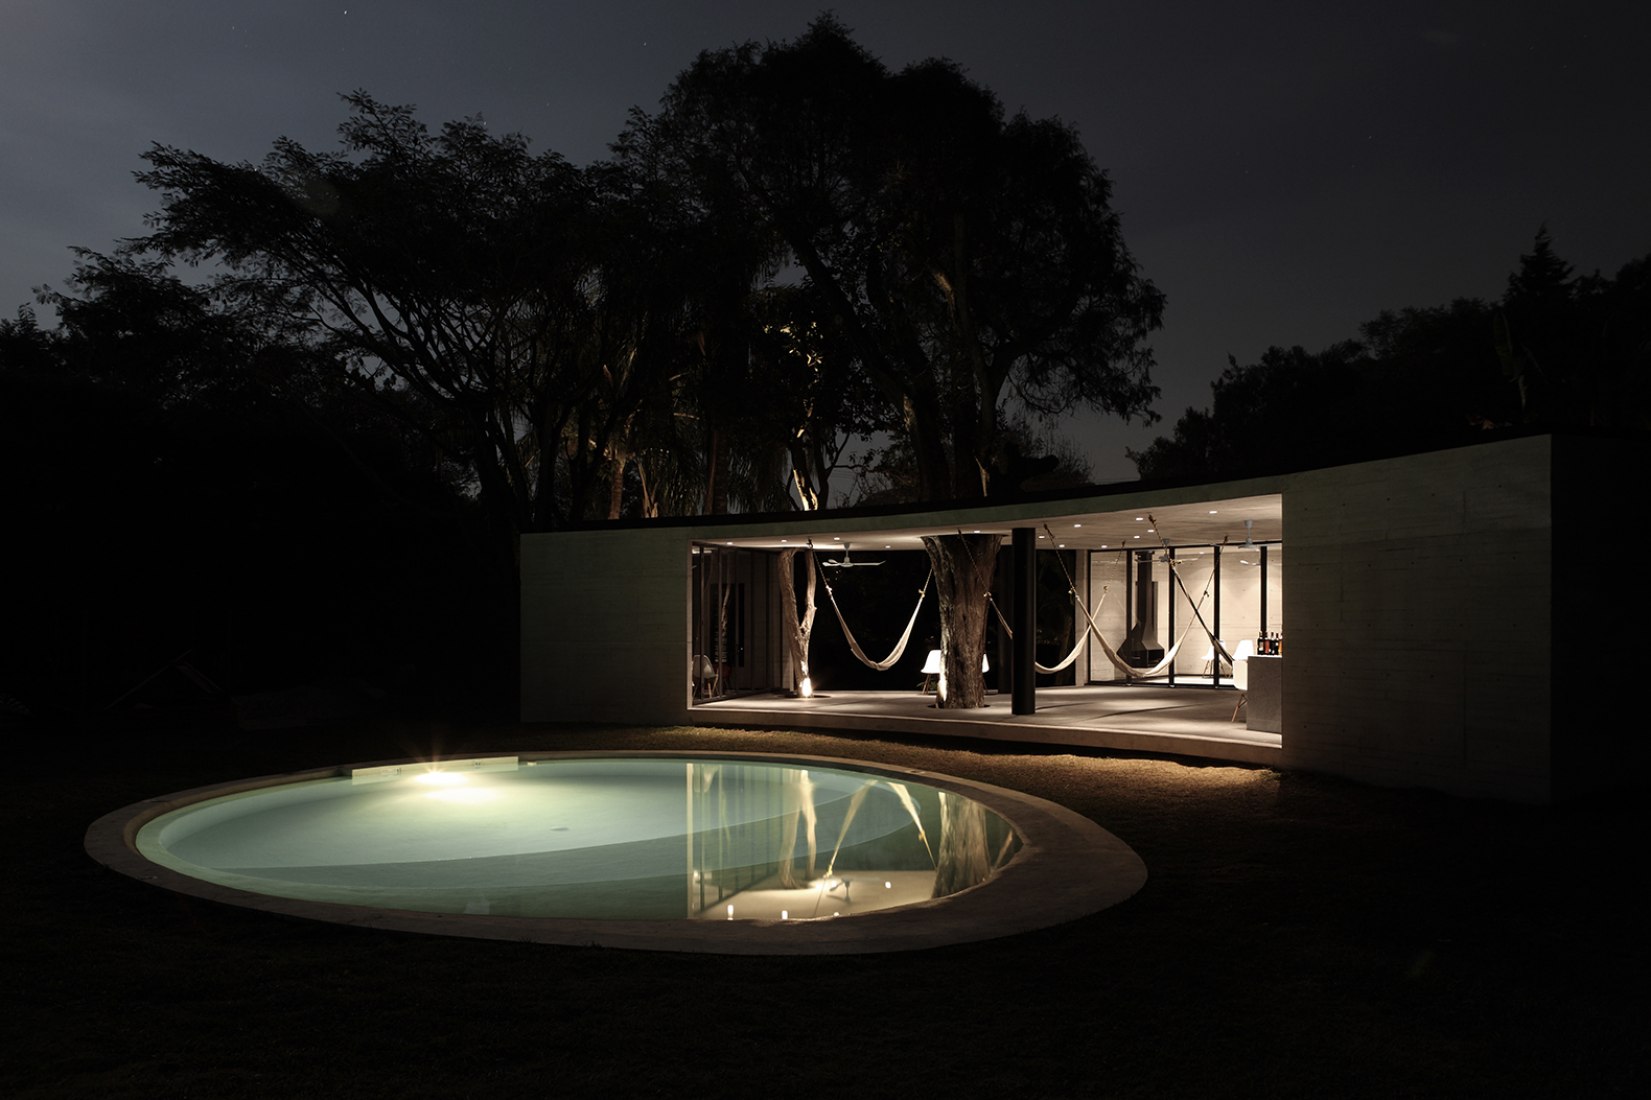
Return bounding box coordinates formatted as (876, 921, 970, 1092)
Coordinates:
(922, 533, 1000, 708)
(703, 428, 729, 515)
(777, 548, 816, 694)
(606, 441, 626, 520)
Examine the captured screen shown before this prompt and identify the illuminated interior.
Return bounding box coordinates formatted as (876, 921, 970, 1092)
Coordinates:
(690, 496, 1283, 709)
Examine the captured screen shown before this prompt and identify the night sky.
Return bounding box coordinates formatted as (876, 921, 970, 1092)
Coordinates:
(4, 1, 1648, 480)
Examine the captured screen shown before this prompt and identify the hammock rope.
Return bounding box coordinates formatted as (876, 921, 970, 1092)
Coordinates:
(1034, 587, 1110, 674)
(1147, 513, 1240, 666)
(985, 526, 1219, 681)
(982, 578, 1111, 674)
(807, 541, 933, 671)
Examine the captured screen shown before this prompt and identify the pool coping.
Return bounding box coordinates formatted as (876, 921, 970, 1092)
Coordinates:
(84, 749, 1147, 955)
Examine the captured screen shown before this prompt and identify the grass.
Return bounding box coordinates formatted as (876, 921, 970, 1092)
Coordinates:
(5, 714, 1646, 1097)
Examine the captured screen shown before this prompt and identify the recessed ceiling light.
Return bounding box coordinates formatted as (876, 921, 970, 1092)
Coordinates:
(1073, 523, 1082, 528)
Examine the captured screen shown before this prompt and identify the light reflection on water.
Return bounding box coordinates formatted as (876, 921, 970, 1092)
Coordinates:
(136, 757, 1021, 922)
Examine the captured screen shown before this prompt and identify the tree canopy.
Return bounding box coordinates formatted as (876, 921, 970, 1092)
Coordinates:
(637, 16, 1164, 502)
(1130, 231, 1651, 483)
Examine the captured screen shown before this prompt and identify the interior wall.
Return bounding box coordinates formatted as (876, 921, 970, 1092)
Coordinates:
(1087, 546, 1271, 680)
(1206, 549, 1264, 673)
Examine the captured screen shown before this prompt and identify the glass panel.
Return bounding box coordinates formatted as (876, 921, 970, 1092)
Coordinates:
(1087, 551, 1131, 681)
(1222, 544, 1264, 669)
(1170, 547, 1216, 680)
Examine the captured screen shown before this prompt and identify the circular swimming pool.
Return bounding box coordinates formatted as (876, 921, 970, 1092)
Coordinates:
(86, 750, 1145, 954)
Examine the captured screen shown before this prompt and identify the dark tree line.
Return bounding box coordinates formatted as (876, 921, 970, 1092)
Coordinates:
(1130, 229, 1651, 482)
(3, 17, 1163, 714)
(0, 261, 503, 720)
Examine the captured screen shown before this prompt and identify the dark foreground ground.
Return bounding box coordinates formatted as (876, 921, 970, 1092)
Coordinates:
(5, 714, 1646, 1098)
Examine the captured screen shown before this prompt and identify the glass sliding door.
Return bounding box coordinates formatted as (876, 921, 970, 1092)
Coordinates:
(1084, 538, 1284, 688)
(691, 545, 782, 703)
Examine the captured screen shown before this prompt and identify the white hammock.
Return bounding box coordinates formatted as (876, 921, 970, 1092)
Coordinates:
(1033, 587, 1110, 674)
(989, 572, 1215, 681)
(811, 543, 933, 672)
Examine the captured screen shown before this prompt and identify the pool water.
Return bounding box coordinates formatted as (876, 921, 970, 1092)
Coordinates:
(134, 756, 1020, 922)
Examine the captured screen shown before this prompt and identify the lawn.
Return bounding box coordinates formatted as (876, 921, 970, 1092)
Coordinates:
(6, 715, 1645, 1097)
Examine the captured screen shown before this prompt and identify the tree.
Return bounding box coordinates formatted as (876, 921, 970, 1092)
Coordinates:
(1, 256, 496, 717)
(1498, 228, 1651, 431)
(1131, 232, 1651, 484)
(648, 18, 1164, 705)
(134, 92, 610, 536)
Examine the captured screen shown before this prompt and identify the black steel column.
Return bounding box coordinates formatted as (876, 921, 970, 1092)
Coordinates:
(1012, 527, 1036, 715)
(1212, 545, 1222, 686)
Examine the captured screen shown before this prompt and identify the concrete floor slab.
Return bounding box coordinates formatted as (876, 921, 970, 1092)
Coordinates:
(693, 684, 1283, 766)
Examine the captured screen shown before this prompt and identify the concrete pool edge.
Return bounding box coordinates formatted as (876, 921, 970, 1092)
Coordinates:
(84, 749, 1148, 955)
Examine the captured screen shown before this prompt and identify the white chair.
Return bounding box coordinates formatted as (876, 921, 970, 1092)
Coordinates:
(918, 649, 990, 694)
(693, 655, 720, 699)
(1229, 641, 1253, 721)
(919, 649, 941, 694)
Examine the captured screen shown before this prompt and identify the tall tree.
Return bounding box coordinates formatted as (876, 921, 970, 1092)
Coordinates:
(1131, 232, 1651, 484)
(2, 258, 497, 716)
(1497, 227, 1651, 430)
(648, 18, 1163, 705)
(134, 92, 607, 535)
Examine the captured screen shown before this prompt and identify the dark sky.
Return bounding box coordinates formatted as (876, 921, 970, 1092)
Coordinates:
(4, 1, 1648, 480)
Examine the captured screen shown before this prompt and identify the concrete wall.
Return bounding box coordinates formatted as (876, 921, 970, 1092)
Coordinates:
(1280, 435, 1554, 800)
(521, 525, 689, 725)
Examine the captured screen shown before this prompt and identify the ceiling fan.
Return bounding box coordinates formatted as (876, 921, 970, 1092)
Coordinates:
(820, 542, 884, 569)
(1225, 520, 1263, 566)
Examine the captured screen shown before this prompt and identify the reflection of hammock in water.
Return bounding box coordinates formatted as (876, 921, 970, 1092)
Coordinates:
(809, 541, 932, 672)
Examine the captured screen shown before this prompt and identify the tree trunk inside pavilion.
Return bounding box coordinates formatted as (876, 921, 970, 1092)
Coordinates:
(922, 533, 1000, 708)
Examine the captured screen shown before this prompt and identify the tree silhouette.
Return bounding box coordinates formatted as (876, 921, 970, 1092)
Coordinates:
(135, 92, 614, 534)
(645, 17, 1163, 704)
(1132, 232, 1651, 483)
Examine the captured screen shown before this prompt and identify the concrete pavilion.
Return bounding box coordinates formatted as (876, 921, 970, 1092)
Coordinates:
(521, 432, 1632, 803)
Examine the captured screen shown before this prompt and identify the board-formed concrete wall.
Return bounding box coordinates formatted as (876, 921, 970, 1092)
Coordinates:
(1279, 436, 1553, 800)
(520, 524, 689, 725)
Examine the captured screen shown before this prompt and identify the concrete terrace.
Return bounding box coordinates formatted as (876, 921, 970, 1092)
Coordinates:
(693, 683, 1282, 766)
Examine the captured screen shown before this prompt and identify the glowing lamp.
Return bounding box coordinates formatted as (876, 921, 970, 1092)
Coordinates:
(921, 650, 990, 673)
